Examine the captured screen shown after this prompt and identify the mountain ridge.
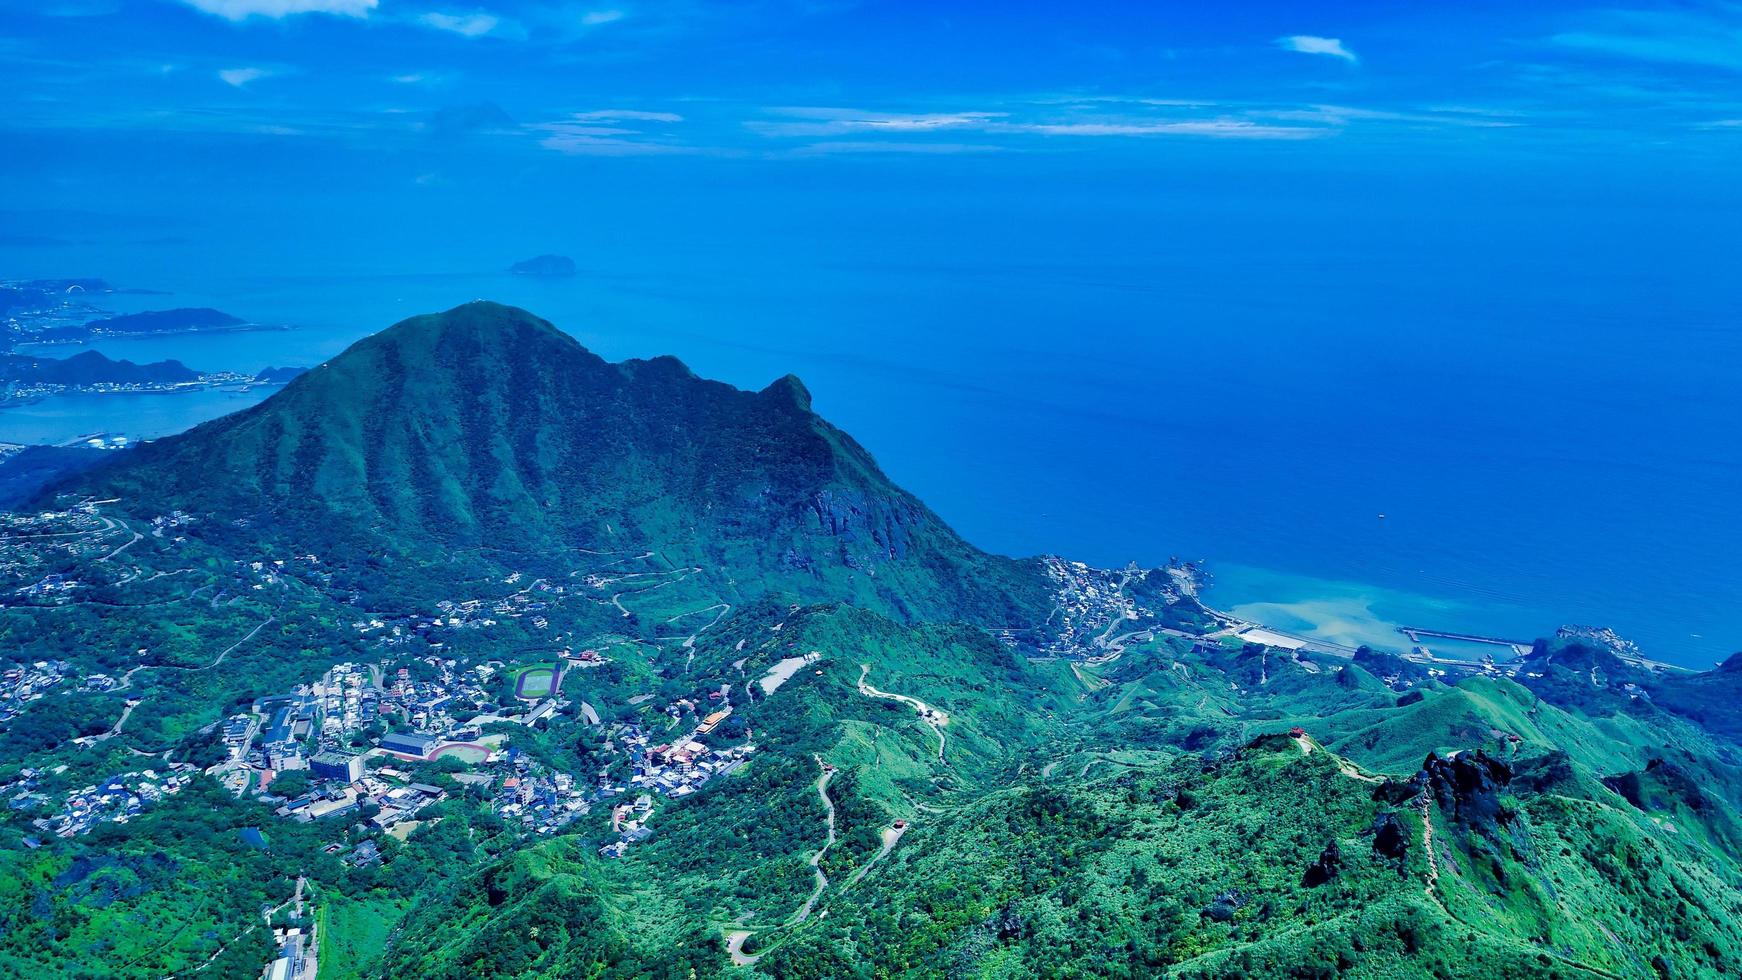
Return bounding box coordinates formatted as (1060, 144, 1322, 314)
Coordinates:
(60, 301, 1054, 629)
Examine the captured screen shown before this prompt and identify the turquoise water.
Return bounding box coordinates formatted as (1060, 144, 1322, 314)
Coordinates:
(2, 221, 1738, 668)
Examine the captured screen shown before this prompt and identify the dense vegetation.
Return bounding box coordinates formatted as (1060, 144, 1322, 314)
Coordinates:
(68, 302, 1049, 628)
(5, 302, 1740, 978)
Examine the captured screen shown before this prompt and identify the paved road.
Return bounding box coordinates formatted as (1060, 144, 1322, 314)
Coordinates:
(790, 755, 837, 926)
(728, 756, 839, 967)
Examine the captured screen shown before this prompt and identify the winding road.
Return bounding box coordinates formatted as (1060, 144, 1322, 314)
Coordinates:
(99, 616, 275, 751)
(845, 822, 907, 888)
(725, 755, 838, 968)
(857, 665, 948, 762)
(791, 755, 837, 926)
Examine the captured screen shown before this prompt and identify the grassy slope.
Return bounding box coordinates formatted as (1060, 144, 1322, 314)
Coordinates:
(366, 606, 1742, 979)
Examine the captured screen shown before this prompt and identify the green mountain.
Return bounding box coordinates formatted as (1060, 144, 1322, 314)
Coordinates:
(6, 301, 1741, 980)
(71, 301, 1052, 628)
(371, 604, 1742, 979)
(0, 349, 199, 386)
(1653, 652, 1742, 746)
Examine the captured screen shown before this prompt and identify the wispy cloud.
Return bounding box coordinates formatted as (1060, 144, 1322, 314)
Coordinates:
(581, 9, 625, 26)
(418, 10, 500, 37)
(748, 108, 1009, 137)
(179, 0, 374, 20)
(1019, 119, 1324, 138)
(531, 109, 690, 155)
(1550, 7, 1742, 71)
(218, 66, 270, 87)
(1260, 104, 1521, 129)
(792, 141, 1005, 156)
(570, 109, 684, 123)
(749, 104, 1328, 143)
(1277, 35, 1358, 64)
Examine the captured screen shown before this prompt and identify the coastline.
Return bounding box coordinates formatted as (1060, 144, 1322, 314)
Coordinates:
(10, 322, 297, 350)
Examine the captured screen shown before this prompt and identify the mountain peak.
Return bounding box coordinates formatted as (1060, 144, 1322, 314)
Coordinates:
(374, 300, 569, 346)
(69, 303, 1050, 627)
(760, 373, 813, 412)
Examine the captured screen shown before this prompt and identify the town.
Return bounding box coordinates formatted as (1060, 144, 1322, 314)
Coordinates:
(194, 651, 758, 859)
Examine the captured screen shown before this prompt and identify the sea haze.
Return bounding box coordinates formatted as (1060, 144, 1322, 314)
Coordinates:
(2, 174, 1737, 669)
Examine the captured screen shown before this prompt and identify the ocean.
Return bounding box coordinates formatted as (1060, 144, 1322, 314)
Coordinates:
(3, 203, 1738, 669)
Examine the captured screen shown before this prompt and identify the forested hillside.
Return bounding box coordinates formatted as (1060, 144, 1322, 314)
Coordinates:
(3, 304, 1738, 979)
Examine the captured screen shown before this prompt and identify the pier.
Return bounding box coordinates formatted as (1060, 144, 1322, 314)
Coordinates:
(1398, 627, 1532, 657)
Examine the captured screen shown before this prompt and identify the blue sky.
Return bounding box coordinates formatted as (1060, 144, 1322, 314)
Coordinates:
(3, 0, 1740, 277)
(7, 2, 1742, 164)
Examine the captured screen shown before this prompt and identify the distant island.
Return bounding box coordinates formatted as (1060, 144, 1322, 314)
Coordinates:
(0, 350, 198, 387)
(0, 349, 307, 408)
(88, 307, 244, 333)
(252, 366, 307, 385)
(15, 307, 290, 346)
(2, 277, 292, 355)
(507, 254, 577, 277)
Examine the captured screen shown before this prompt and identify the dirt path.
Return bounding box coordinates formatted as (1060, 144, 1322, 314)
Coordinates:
(1417, 795, 1441, 904)
(1336, 756, 1383, 784)
(668, 602, 730, 674)
(597, 566, 703, 617)
(160, 616, 275, 674)
(857, 665, 948, 762)
(101, 617, 274, 746)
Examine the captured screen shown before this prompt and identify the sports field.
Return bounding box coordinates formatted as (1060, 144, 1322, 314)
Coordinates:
(513, 665, 557, 699)
(430, 742, 491, 764)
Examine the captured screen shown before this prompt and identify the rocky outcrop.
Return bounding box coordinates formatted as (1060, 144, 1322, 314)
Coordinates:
(1376, 751, 1514, 833)
(1302, 840, 1342, 887)
(1371, 812, 1409, 862)
(1201, 889, 1245, 922)
(810, 489, 918, 561)
(1417, 751, 1514, 830)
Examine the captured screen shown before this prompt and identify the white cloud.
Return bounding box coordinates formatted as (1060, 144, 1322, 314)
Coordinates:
(581, 9, 624, 26)
(1004, 119, 1324, 139)
(749, 108, 1007, 137)
(750, 106, 1325, 142)
(570, 109, 683, 122)
(792, 141, 1004, 156)
(179, 0, 375, 20)
(218, 66, 270, 87)
(1277, 35, 1358, 63)
(419, 11, 499, 37)
(536, 132, 692, 156)
(531, 111, 689, 155)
